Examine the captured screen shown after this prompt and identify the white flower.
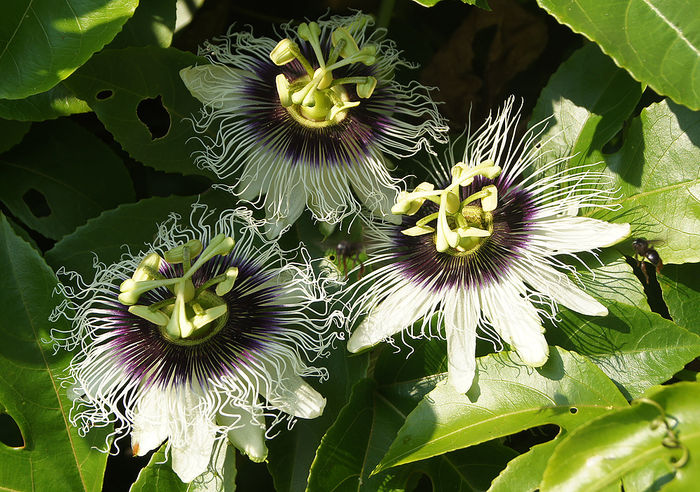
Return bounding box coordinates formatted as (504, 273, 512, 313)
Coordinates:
(50, 204, 341, 484)
(179, 12, 448, 238)
(346, 97, 631, 393)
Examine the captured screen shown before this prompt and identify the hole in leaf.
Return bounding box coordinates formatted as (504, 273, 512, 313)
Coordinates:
(0, 414, 24, 448)
(96, 90, 113, 100)
(602, 128, 624, 154)
(22, 188, 51, 218)
(137, 95, 170, 140)
(569, 407, 578, 414)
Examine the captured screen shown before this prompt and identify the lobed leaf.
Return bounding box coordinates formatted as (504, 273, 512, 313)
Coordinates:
(0, 0, 138, 99)
(0, 214, 109, 491)
(536, 0, 700, 110)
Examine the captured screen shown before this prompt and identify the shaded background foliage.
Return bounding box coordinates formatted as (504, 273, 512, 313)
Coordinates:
(0, 0, 698, 491)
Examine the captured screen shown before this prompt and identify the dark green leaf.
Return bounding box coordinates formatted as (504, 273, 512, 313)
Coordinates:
(63, 47, 215, 178)
(110, 0, 177, 48)
(590, 100, 700, 265)
(658, 263, 700, 335)
(0, 118, 30, 153)
(0, 119, 135, 240)
(0, 83, 89, 121)
(129, 444, 187, 492)
(0, 0, 138, 99)
(376, 347, 628, 472)
(531, 42, 643, 164)
(536, 0, 700, 110)
(541, 382, 700, 491)
(0, 214, 109, 491)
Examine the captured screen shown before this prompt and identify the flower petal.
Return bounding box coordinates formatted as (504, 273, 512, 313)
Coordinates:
(444, 289, 479, 393)
(179, 65, 246, 110)
(171, 413, 217, 483)
(130, 387, 170, 456)
(349, 162, 401, 224)
(517, 262, 607, 317)
(261, 362, 326, 419)
(481, 280, 549, 367)
(218, 400, 268, 463)
(529, 217, 630, 253)
(347, 281, 437, 353)
(263, 179, 307, 238)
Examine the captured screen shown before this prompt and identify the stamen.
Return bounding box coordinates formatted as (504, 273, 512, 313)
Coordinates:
(269, 19, 378, 126)
(120, 234, 237, 340)
(394, 161, 502, 255)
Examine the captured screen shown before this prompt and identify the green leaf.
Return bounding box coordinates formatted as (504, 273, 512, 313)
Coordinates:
(110, 0, 177, 48)
(0, 214, 109, 491)
(129, 444, 187, 492)
(0, 118, 30, 153)
(536, 0, 700, 110)
(540, 382, 700, 491)
(658, 263, 700, 335)
(590, 100, 700, 265)
(531, 42, 643, 164)
(548, 253, 700, 399)
(412, 0, 491, 8)
(0, 0, 138, 100)
(63, 47, 215, 178)
(375, 347, 628, 472)
(0, 83, 90, 121)
(488, 439, 560, 492)
(45, 193, 228, 277)
(0, 119, 135, 240)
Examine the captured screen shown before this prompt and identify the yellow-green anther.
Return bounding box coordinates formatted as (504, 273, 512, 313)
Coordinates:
(292, 80, 318, 106)
(164, 239, 203, 264)
(192, 304, 228, 330)
(356, 77, 377, 98)
(215, 267, 239, 296)
(276, 74, 293, 107)
(416, 212, 439, 227)
(128, 305, 169, 326)
(331, 27, 360, 58)
(401, 224, 436, 236)
(445, 190, 460, 214)
(132, 253, 163, 281)
(118, 278, 175, 305)
(480, 185, 498, 212)
(270, 39, 299, 66)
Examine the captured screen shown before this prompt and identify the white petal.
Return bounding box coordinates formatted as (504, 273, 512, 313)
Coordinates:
(264, 179, 307, 238)
(261, 363, 326, 419)
(481, 281, 549, 367)
(189, 440, 237, 492)
(349, 167, 401, 224)
(444, 289, 479, 393)
(530, 217, 630, 253)
(218, 400, 268, 463)
(171, 415, 217, 483)
(131, 387, 170, 456)
(347, 282, 437, 353)
(179, 65, 246, 110)
(518, 262, 607, 317)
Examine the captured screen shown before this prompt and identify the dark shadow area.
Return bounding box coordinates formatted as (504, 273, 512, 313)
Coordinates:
(136, 96, 171, 140)
(22, 188, 51, 218)
(96, 89, 114, 100)
(0, 413, 24, 448)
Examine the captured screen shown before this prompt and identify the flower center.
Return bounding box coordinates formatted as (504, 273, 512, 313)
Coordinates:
(391, 160, 502, 255)
(118, 234, 238, 342)
(270, 19, 377, 127)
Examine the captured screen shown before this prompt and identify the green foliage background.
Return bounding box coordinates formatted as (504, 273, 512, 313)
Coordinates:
(0, 0, 698, 491)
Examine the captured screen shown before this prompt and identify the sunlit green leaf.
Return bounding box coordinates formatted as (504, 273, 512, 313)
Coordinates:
(541, 382, 700, 491)
(590, 100, 700, 265)
(111, 0, 177, 48)
(530, 42, 643, 164)
(0, 119, 135, 240)
(658, 263, 700, 335)
(63, 46, 215, 178)
(536, 0, 700, 110)
(375, 347, 628, 472)
(488, 439, 560, 492)
(0, 0, 138, 100)
(0, 118, 30, 153)
(0, 214, 109, 491)
(0, 83, 89, 121)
